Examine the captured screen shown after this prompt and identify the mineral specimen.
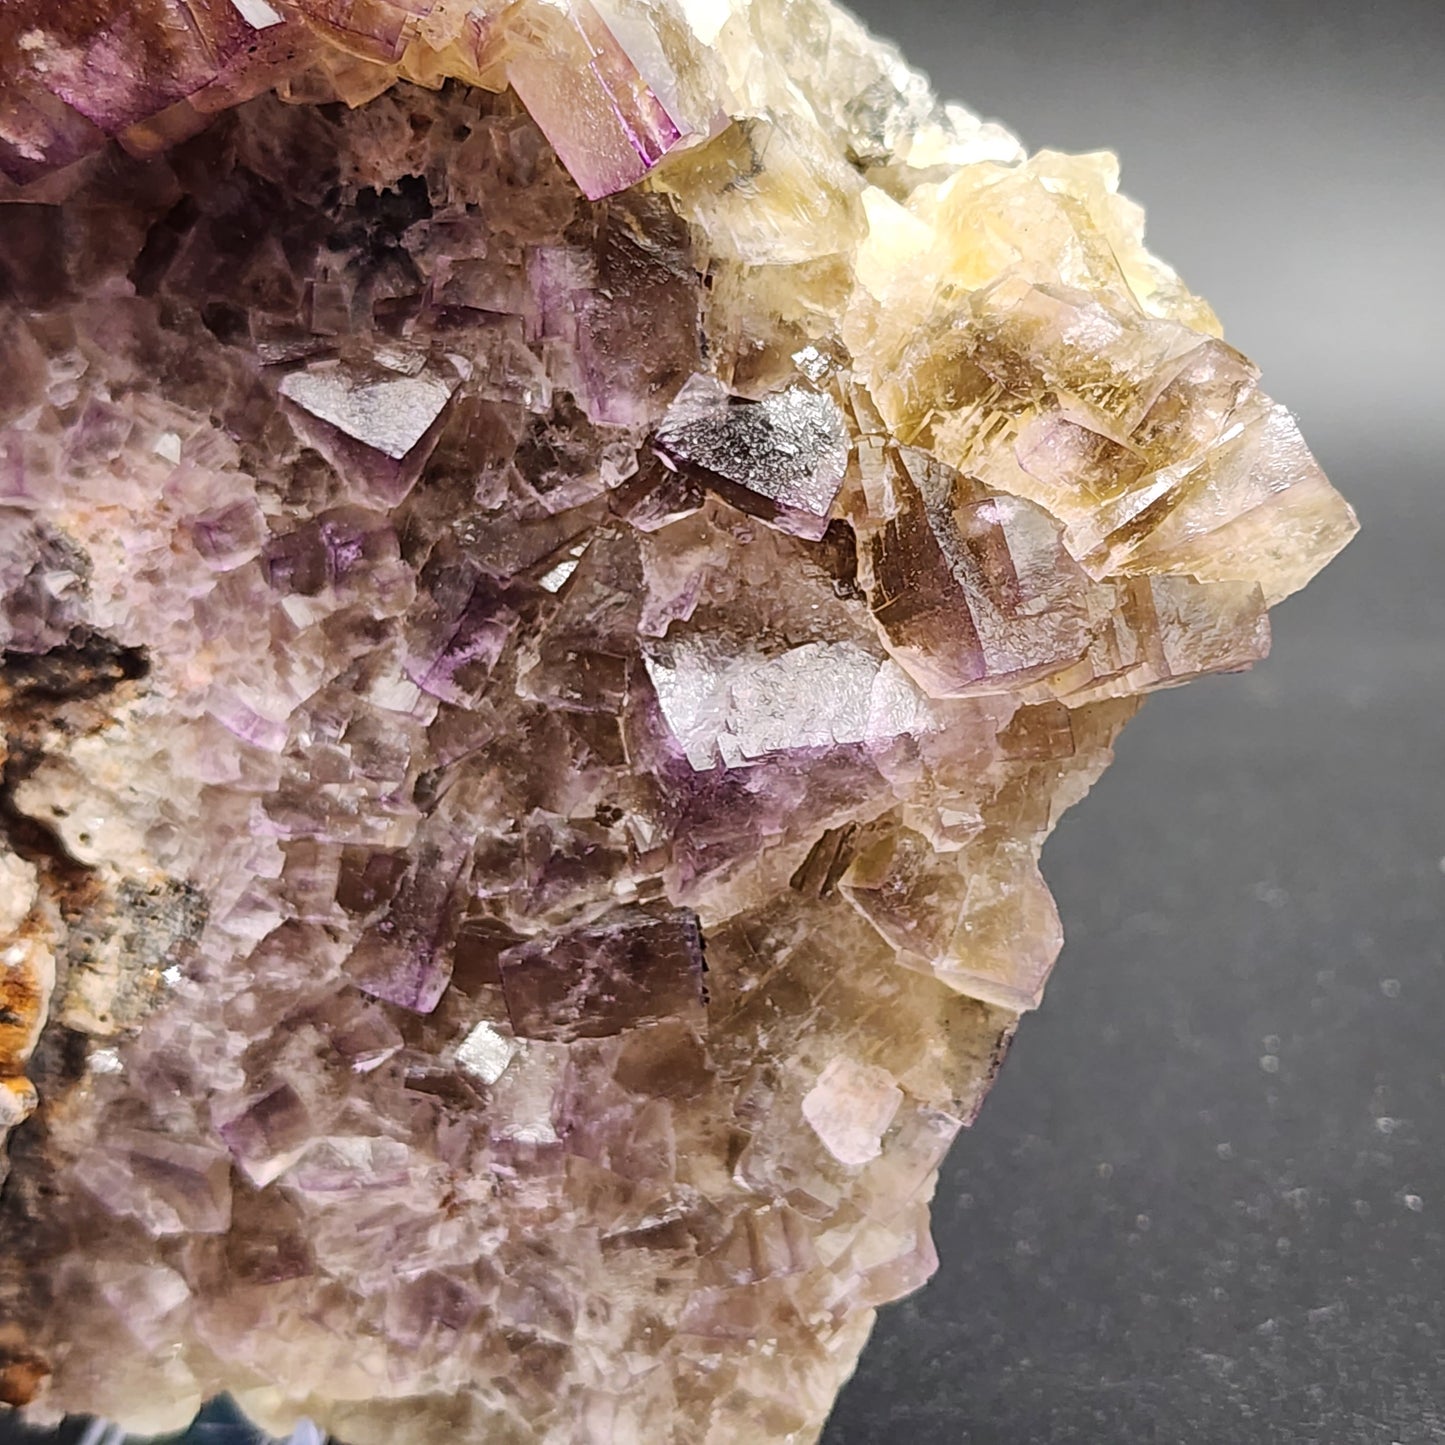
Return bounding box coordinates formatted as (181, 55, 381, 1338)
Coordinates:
(0, 1, 1355, 1441)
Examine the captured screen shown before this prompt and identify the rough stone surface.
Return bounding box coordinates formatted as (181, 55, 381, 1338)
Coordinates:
(0, 2, 1355, 1441)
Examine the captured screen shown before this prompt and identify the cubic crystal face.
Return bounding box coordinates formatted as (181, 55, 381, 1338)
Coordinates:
(0, 1, 1354, 1441)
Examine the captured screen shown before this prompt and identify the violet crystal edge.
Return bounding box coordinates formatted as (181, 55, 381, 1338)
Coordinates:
(0, 2, 1356, 1442)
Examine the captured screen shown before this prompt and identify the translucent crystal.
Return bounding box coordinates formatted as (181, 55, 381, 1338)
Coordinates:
(0, 2, 1354, 1442)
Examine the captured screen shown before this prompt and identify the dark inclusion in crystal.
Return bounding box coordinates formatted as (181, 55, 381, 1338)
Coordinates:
(498, 904, 707, 1043)
(653, 375, 852, 540)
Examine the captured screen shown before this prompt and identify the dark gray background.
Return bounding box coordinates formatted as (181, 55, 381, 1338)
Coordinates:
(0, 5, 1438, 1445)
(826, 1, 1445, 1441)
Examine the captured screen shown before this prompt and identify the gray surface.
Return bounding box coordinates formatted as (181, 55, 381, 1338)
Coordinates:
(826, 1, 1445, 1440)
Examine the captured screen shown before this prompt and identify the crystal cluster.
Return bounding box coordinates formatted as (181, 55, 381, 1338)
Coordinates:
(0, 1, 1355, 1440)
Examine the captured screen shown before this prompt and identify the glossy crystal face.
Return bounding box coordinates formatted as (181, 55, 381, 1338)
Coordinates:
(0, 3, 1354, 1440)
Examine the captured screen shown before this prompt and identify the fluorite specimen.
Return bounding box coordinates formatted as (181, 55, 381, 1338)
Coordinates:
(0, 1, 1355, 1440)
